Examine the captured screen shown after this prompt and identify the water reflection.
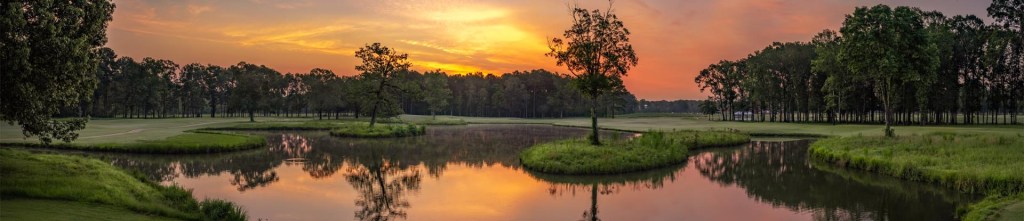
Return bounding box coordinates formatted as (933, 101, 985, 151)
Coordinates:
(528, 163, 687, 221)
(345, 159, 421, 221)
(692, 140, 979, 220)
(45, 125, 981, 220)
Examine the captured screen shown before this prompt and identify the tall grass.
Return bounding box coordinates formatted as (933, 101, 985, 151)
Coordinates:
(520, 130, 750, 174)
(329, 123, 426, 138)
(3, 130, 266, 154)
(809, 133, 1024, 194)
(0, 149, 247, 220)
(809, 133, 1024, 220)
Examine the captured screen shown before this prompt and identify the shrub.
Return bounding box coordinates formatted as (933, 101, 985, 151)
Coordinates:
(199, 199, 248, 221)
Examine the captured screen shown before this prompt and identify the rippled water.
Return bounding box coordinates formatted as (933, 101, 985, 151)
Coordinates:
(85, 125, 978, 220)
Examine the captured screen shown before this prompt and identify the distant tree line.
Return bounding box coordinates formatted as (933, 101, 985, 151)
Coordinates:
(695, 2, 1023, 129)
(67, 49, 641, 120)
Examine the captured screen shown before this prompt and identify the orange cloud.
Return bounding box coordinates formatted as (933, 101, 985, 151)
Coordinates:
(106, 0, 992, 100)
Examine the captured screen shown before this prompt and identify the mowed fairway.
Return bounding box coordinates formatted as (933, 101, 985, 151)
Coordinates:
(408, 115, 1024, 137)
(1, 115, 1020, 145)
(0, 117, 306, 144)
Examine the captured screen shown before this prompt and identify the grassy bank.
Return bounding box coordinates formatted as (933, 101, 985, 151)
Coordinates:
(520, 130, 750, 174)
(0, 149, 247, 220)
(203, 120, 352, 130)
(329, 123, 426, 138)
(808, 133, 1024, 220)
(2, 131, 266, 154)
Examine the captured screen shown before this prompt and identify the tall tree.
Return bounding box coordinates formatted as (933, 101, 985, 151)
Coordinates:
(838, 5, 935, 137)
(421, 70, 452, 119)
(228, 62, 276, 122)
(546, 2, 638, 145)
(355, 43, 411, 127)
(1, 0, 115, 143)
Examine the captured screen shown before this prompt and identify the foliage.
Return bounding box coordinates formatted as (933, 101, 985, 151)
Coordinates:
(329, 123, 425, 138)
(520, 130, 749, 174)
(0, 149, 246, 220)
(547, 1, 638, 145)
(199, 199, 248, 221)
(694, 3, 1023, 127)
(355, 43, 412, 127)
(3, 131, 266, 154)
(0, 0, 115, 143)
(421, 70, 452, 118)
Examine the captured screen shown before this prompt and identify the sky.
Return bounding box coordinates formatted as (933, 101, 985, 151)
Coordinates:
(106, 0, 994, 100)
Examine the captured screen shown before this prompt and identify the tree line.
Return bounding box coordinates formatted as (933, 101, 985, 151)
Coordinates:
(695, 2, 1023, 132)
(70, 48, 642, 121)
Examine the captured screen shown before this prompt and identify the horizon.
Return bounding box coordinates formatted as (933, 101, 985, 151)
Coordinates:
(107, 0, 992, 100)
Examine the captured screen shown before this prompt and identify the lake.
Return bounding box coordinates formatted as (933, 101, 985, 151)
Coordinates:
(86, 125, 978, 220)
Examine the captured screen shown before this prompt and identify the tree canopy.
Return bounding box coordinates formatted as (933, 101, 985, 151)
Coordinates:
(1, 0, 115, 143)
(547, 1, 638, 145)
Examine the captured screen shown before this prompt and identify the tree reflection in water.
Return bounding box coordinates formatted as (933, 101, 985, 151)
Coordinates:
(692, 140, 977, 221)
(344, 159, 421, 221)
(528, 163, 686, 221)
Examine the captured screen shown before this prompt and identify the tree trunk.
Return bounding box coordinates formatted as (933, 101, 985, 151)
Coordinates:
(590, 97, 600, 145)
(369, 79, 387, 127)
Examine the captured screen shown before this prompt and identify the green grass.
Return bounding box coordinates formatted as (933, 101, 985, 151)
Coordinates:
(329, 122, 426, 138)
(0, 148, 247, 220)
(808, 133, 1024, 220)
(809, 133, 1024, 194)
(2, 130, 266, 154)
(0, 198, 181, 221)
(421, 115, 1023, 137)
(203, 120, 354, 130)
(520, 130, 750, 174)
(963, 193, 1024, 221)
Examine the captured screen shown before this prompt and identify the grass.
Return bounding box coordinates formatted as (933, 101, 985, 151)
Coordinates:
(422, 115, 1024, 137)
(415, 118, 469, 125)
(329, 122, 426, 138)
(520, 130, 750, 174)
(1, 198, 181, 221)
(964, 193, 1024, 221)
(0, 148, 247, 220)
(2, 130, 266, 154)
(203, 120, 354, 130)
(808, 133, 1024, 220)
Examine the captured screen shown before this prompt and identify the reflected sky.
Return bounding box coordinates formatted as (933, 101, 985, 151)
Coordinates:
(83, 125, 977, 220)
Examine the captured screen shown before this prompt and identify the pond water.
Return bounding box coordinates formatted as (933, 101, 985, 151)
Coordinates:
(88, 125, 978, 220)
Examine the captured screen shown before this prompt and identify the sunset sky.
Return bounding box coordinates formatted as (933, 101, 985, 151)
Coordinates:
(106, 0, 992, 100)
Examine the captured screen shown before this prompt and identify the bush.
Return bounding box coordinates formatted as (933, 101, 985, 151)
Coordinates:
(520, 130, 750, 174)
(199, 199, 248, 221)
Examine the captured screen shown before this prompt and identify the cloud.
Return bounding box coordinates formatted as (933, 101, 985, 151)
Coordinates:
(105, 0, 993, 100)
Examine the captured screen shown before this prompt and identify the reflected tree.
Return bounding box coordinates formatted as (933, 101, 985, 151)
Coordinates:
(345, 158, 422, 221)
(692, 140, 977, 220)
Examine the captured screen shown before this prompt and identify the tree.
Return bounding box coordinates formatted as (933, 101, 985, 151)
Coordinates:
(838, 5, 935, 137)
(546, 2, 638, 145)
(355, 43, 411, 127)
(421, 70, 452, 119)
(304, 68, 341, 120)
(1, 0, 115, 143)
(228, 62, 277, 122)
(699, 99, 718, 119)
